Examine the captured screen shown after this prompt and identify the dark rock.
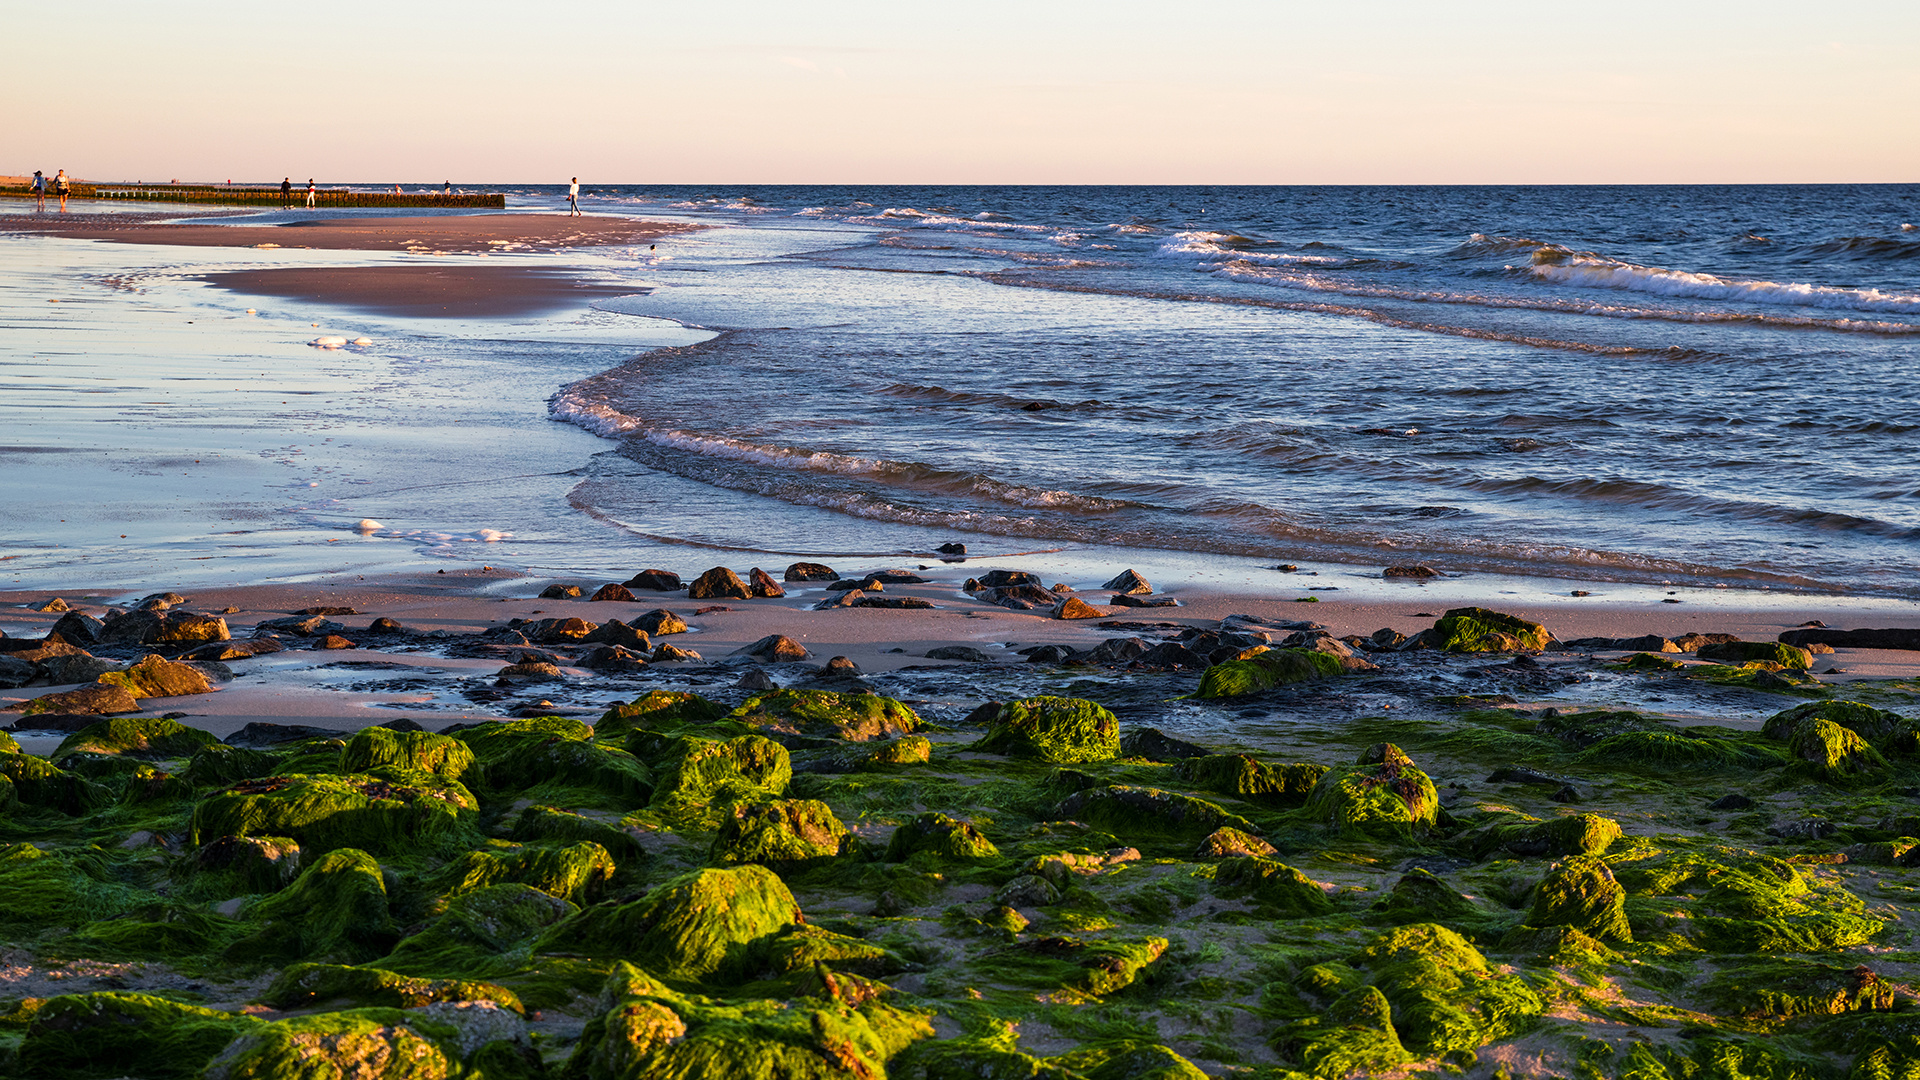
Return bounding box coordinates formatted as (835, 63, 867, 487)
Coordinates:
(103, 609, 232, 645)
(135, 592, 188, 610)
(0, 632, 39, 655)
(364, 618, 406, 635)
(1616, 634, 1680, 653)
(6, 639, 89, 665)
(1383, 565, 1439, 579)
(732, 635, 810, 663)
(748, 568, 786, 598)
(633, 609, 688, 636)
(50, 611, 106, 645)
(1486, 767, 1577, 788)
(580, 645, 648, 672)
(1708, 794, 1755, 811)
(1054, 597, 1105, 620)
(976, 584, 1059, 610)
(225, 722, 340, 747)
(313, 635, 356, 650)
(827, 578, 880, 592)
(1767, 818, 1838, 840)
(1110, 593, 1181, 608)
(783, 563, 840, 582)
(856, 596, 934, 610)
(863, 570, 929, 584)
(6, 683, 141, 717)
(823, 656, 860, 675)
(651, 644, 701, 662)
(251, 614, 343, 638)
(1671, 632, 1740, 652)
(539, 583, 584, 599)
(1779, 627, 1920, 652)
(523, 617, 595, 643)
(688, 567, 752, 600)
(623, 569, 685, 591)
(1133, 642, 1206, 669)
(294, 606, 357, 616)
(1086, 637, 1150, 664)
(182, 639, 284, 662)
(497, 661, 564, 682)
(937, 543, 968, 555)
(1550, 785, 1581, 804)
(0, 656, 35, 689)
(590, 583, 636, 603)
(582, 620, 651, 651)
(976, 570, 1042, 589)
(1020, 645, 1078, 665)
(927, 646, 996, 663)
(6, 712, 111, 733)
(1101, 570, 1153, 596)
(36, 655, 122, 686)
(736, 669, 779, 691)
(1119, 727, 1210, 761)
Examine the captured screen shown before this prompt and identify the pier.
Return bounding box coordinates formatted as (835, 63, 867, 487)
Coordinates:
(1, 182, 505, 209)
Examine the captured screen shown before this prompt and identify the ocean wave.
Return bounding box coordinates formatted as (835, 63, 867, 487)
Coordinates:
(1158, 230, 1359, 268)
(855, 207, 1053, 233)
(1529, 249, 1920, 313)
(876, 383, 1109, 413)
(1460, 475, 1920, 538)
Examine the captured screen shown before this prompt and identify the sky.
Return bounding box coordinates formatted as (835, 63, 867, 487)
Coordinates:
(6, 0, 1916, 185)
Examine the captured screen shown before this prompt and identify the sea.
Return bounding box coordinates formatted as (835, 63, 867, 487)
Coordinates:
(5, 184, 1918, 600)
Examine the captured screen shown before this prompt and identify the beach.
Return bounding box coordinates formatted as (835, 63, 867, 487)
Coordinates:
(6, 189, 1920, 1078)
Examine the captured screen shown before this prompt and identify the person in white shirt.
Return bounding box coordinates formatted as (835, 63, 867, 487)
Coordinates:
(305, 179, 316, 209)
(568, 177, 580, 216)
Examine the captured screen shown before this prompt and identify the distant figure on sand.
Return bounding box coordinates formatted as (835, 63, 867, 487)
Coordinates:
(31, 171, 45, 211)
(281, 178, 291, 207)
(568, 177, 580, 216)
(444, 180, 451, 195)
(305, 179, 316, 209)
(54, 170, 70, 211)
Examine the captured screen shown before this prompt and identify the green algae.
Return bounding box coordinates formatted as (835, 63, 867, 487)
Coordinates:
(731, 688, 921, 742)
(1786, 717, 1887, 781)
(191, 771, 480, 856)
(1525, 855, 1633, 942)
(379, 882, 576, 980)
(1355, 922, 1545, 1056)
(1699, 640, 1816, 670)
(1472, 812, 1625, 860)
(339, 727, 476, 783)
(261, 962, 523, 1012)
(1303, 744, 1439, 838)
(650, 734, 791, 809)
(1368, 868, 1488, 930)
(539, 865, 802, 984)
(1052, 785, 1257, 844)
(227, 848, 397, 965)
(1764, 700, 1920, 752)
(182, 743, 279, 789)
(0, 753, 109, 814)
(201, 1007, 465, 1080)
(596, 690, 726, 738)
(1618, 850, 1884, 954)
(762, 922, 903, 977)
(971, 696, 1122, 763)
(1431, 607, 1551, 652)
(428, 840, 616, 907)
(1193, 648, 1343, 699)
(1174, 753, 1325, 806)
(51, 716, 217, 764)
(1210, 856, 1333, 916)
(1273, 984, 1410, 1077)
(1703, 959, 1900, 1020)
(1049, 1040, 1209, 1080)
(712, 798, 855, 872)
(0, 844, 142, 932)
(17, 990, 259, 1080)
(1575, 729, 1786, 772)
(885, 812, 1000, 862)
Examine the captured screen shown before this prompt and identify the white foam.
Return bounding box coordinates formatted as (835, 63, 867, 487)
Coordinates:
(1530, 252, 1920, 313)
(475, 528, 510, 542)
(1156, 231, 1350, 267)
(355, 519, 383, 532)
(352, 337, 373, 346)
(311, 335, 347, 348)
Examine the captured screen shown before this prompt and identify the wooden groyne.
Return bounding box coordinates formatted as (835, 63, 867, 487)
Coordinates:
(0, 183, 505, 209)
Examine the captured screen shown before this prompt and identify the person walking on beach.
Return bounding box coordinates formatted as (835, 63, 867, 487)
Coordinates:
(281, 178, 292, 207)
(30, 171, 45, 211)
(568, 177, 580, 216)
(53, 170, 70, 211)
(305, 179, 316, 209)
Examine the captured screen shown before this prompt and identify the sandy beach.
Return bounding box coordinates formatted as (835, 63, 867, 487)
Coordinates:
(0, 211, 696, 254)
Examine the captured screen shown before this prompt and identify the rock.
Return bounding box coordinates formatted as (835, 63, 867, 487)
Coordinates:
(975, 584, 1059, 610)
(735, 669, 778, 691)
(862, 570, 928, 584)
(1305, 745, 1439, 837)
(782, 562, 840, 582)
(1430, 607, 1550, 652)
(1786, 718, 1885, 779)
(312, 634, 355, 650)
(927, 645, 995, 663)
(1671, 632, 1741, 652)
(1132, 642, 1206, 668)
(887, 812, 998, 861)
(1383, 565, 1439, 579)
(194, 834, 303, 893)
(101, 609, 231, 645)
(224, 722, 340, 747)
(497, 661, 564, 682)
(252, 613, 345, 638)
(712, 798, 853, 871)
(747, 568, 786, 598)
(7, 683, 142, 717)
(995, 874, 1061, 907)
(1195, 826, 1277, 858)
(591, 583, 637, 603)
(1054, 597, 1105, 620)
(1213, 856, 1333, 914)
(855, 596, 934, 609)
(1708, 793, 1755, 810)
(583, 619, 652, 651)
(1496, 814, 1623, 858)
(731, 634, 810, 664)
(33, 598, 70, 613)
(1779, 627, 1920, 651)
(537, 865, 801, 983)
(523, 616, 595, 643)
(1699, 640, 1814, 670)
(1101, 569, 1153, 595)
(822, 655, 860, 676)
(731, 688, 918, 743)
(1526, 856, 1632, 942)
(1019, 644, 1078, 664)
(1178, 753, 1326, 806)
(539, 583, 584, 599)
(580, 645, 648, 671)
(1087, 636, 1150, 664)
(1194, 648, 1344, 698)
(0, 656, 35, 689)
(826, 577, 880, 592)
(194, 773, 478, 856)
(976, 570, 1042, 589)
(1055, 785, 1255, 841)
(1120, 727, 1210, 761)
(633, 608, 688, 636)
(624, 569, 685, 591)
(96, 654, 213, 699)
(52, 715, 217, 763)
(971, 696, 1120, 763)
(1616, 634, 1681, 653)
(651, 644, 701, 662)
(688, 567, 752, 600)
(182, 638, 284, 662)
(50, 611, 106, 644)
(1766, 818, 1839, 840)
(1110, 593, 1182, 608)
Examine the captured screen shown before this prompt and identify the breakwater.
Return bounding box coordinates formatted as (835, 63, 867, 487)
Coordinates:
(1, 183, 504, 209)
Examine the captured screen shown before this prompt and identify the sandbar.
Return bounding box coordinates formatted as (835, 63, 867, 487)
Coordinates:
(0, 211, 695, 254)
(199, 264, 646, 318)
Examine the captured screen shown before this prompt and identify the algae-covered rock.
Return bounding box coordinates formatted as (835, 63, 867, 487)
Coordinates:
(1053, 785, 1257, 842)
(94, 654, 214, 699)
(1525, 855, 1632, 942)
(1575, 730, 1783, 772)
(18, 990, 259, 1080)
(1274, 984, 1410, 1077)
(597, 690, 726, 737)
(467, 727, 652, 807)
(228, 848, 398, 964)
(1193, 648, 1343, 698)
(763, 922, 904, 977)
(509, 805, 640, 861)
(712, 798, 854, 872)
(1763, 700, 1920, 751)
(731, 688, 920, 743)
(1194, 826, 1276, 858)
(0, 843, 140, 930)
(188, 835, 303, 897)
(201, 1008, 460, 1080)
(192, 772, 480, 855)
(183, 743, 280, 789)
(1050, 1041, 1209, 1080)
(1430, 607, 1551, 653)
(51, 715, 217, 763)
(341, 727, 477, 783)
(431, 841, 617, 906)
(856, 735, 933, 769)
(1211, 856, 1333, 916)
(885, 812, 999, 862)
(1699, 639, 1814, 670)
(1175, 753, 1326, 806)
(381, 882, 577, 979)
(572, 989, 932, 1080)
(969, 696, 1120, 763)
(1370, 868, 1484, 928)
(1484, 813, 1624, 859)
(1356, 922, 1545, 1056)
(650, 734, 791, 807)
(540, 865, 803, 984)
(1788, 717, 1887, 779)
(1703, 959, 1899, 1019)
(0, 753, 110, 814)
(1303, 745, 1438, 837)
(1617, 850, 1883, 954)
(263, 962, 523, 1013)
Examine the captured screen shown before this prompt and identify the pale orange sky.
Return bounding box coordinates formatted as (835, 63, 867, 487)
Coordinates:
(7, 0, 1916, 184)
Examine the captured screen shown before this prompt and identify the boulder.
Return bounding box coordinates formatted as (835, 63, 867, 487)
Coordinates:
(886, 811, 998, 861)
(226, 848, 400, 963)
(976, 570, 1042, 589)
(100, 609, 230, 645)
(96, 654, 213, 699)
(17, 992, 259, 1080)
(1524, 856, 1632, 942)
(10, 683, 142, 717)
(539, 865, 802, 983)
(1194, 826, 1277, 858)
(1054, 597, 1105, 620)
(192, 835, 303, 895)
(927, 645, 995, 663)
(711, 798, 854, 871)
(181, 639, 284, 662)
(0, 656, 34, 689)
(624, 569, 685, 591)
(731, 688, 918, 742)
(1212, 856, 1332, 914)
(1119, 727, 1210, 761)
(1110, 593, 1182, 608)
(1761, 701, 1920, 751)
(976, 584, 1061, 610)
(539, 583, 584, 599)
(782, 562, 840, 582)
(341, 727, 476, 782)
(730, 634, 810, 664)
(192, 772, 479, 855)
(583, 619, 652, 651)
(652, 644, 702, 662)
(970, 696, 1120, 763)
(261, 962, 521, 1013)
(1383, 565, 1439, 579)
(1698, 640, 1815, 670)
(1193, 648, 1343, 698)
(200, 1009, 464, 1078)
(634, 609, 689, 636)
(1101, 569, 1153, 595)
(1053, 785, 1256, 841)
(1430, 607, 1550, 652)
(590, 583, 637, 603)
(598, 690, 726, 737)
(52, 716, 217, 762)
(649, 735, 791, 805)
(50, 611, 106, 644)
(523, 616, 595, 643)
(688, 567, 752, 600)
(1778, 627, 1920, 651)
(1304, 744, 1439, 837)
(1176, 753, 1325, 806)
(747, 568, 786, 598)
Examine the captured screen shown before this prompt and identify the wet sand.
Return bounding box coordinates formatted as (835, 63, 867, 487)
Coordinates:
(200, 265, 648, 318)
(0, 211, 696, 254)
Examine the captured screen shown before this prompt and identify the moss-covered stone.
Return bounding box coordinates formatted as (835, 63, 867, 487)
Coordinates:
(430, 841, 616, 906)
(885, 812, 999, 862)
(1431, 607, 1550, 653)
(650, 735, 791, 807)
(1787, 717, 1887, 779)
(1369, 869, 1485, 929)
(1763, 700, 1920, 751)
(1194, 826, 1276, 858)
(597, 690, 726, 738)
(856, 735, 933, 769)
(1574, 730, 1784, 772)
(712, 799, 854, 872)
(1356, 923, 1545, 1056)
(969, 696, 1120, 763)
(730, 688, 921, 742)
(192, 771, 480, 855)
(341, 727, 477, 783)
(0, 844, 141, 931)
(1703, 960, 1899, 1019)
(509, 805, 640, 862)
(1175, 753, 1326, 806)
(1274, 984, 1410, 1077)
(1525, 855, 1632, 942)
(1618, 850, 1884, 954)
(381, 883, 577, 979)
(51, 715, 217, 763)
(1303, 745, 1438, 837)
(1193, 648, 1344, 698)
(0, 753, 109, 814)
(1478, 813, 1624, 859)
(571, 987, 931, 1080)
(18, 991, 259, 1080)
(183, 743, 280, 789)
(262, 962, 523, 1013)
(201, 1008, 462, 1080)
(1698, 640, 1814, 669)
(763, 922, 903, 977)
(1212, 856, 1333, 916)
(94, 654, 214, 699)
(1050, 1041, 1209, 1080)
(1053, 785, 1257, 843)
(539, 865, 803, 984)
(228, 848, 398, 964)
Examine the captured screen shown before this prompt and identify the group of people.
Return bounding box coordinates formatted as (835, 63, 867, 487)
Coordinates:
(28, 169, 70, 211)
